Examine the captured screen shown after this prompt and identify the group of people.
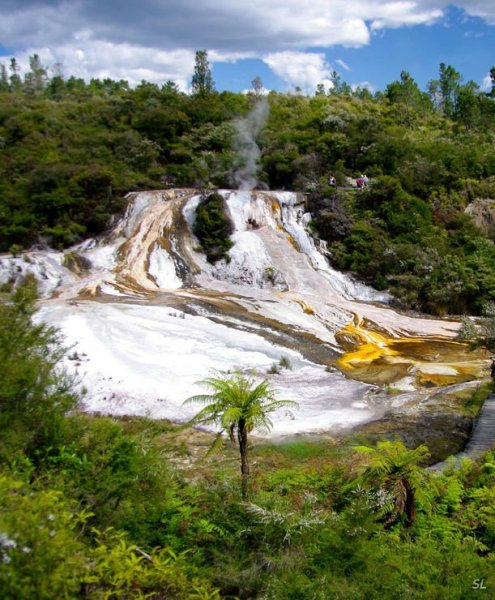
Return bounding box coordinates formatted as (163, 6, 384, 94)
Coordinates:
(327, 174, 369, 189)
(356, 174, 369, 189)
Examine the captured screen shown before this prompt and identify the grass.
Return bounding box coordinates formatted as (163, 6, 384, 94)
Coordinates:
(279, 356, 292, 370)
(267, 356, 293, 375)
(269, 440, 331, 460)
(464, 382, 492, 416)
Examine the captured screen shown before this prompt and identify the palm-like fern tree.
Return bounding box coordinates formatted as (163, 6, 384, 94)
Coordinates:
(185, 371, 297, 497)
(354, 440, 431, 527)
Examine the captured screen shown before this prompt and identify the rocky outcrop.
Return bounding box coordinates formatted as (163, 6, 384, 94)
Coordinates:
(346, 381, 490, 464)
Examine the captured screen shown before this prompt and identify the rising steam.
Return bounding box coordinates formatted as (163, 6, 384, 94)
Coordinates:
(231, 99, 269, 191)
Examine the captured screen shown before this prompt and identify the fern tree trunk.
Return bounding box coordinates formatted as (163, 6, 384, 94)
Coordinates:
(238, 418, 250, 499)
(404, 480, 416, 526)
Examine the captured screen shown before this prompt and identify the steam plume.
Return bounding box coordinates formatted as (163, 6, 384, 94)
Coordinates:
(231, 99, 269, 191)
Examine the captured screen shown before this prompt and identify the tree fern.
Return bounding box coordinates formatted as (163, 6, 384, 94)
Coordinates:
(185, 370, 298, 497)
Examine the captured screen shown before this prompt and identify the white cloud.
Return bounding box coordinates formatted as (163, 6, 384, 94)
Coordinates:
(369, 2, 443, 31)
(241, 87, 272, 96)
(209, 50, 257, 63)
(263, 52, 334, 94)
(0, 1, 455, 54)
(2, 2, 495, 55)
(451, 1, 495, 24)
(482, 73, 492, 91)
(351, 81, 375, 93)
(0, 42, 196, 90)
(0, 1, 494, 87)
(336, 59, 352, 72)
(0, 2, 73, 48)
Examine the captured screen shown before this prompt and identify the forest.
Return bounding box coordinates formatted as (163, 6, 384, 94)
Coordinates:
(2, 55, 495, 597)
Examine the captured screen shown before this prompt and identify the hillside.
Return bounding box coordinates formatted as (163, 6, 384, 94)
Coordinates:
(2, 64, 495, 314)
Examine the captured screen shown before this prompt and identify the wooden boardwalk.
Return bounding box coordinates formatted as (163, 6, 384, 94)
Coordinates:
(463, 394, 495, 457)
(429, 394, 495, 472)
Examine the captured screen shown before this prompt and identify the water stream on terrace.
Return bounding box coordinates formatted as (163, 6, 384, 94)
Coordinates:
(0, 189, 489, 436)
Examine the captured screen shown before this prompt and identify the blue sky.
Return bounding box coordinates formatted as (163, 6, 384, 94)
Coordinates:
(211, 6, 494, 94)
(0, 2, 494, 94)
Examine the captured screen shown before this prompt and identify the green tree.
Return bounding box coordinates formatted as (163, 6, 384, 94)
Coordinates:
(8, 58, 22, 91)
(185, 371, 297, 497)
(315, 83, 325, 96)
(46, 62, 65, 100)
(354, 440, 431, 527)
(454, 81, 481, 129)
(440, 63, 462, 115)
(24, 54, 47, 94)
(457, 301, 495, 351)
(328, 70, 351, 95)
(191, 50, 215, 96)
(0, 62, 8, 91)
(429, 63, 462, 117)
(386, 71, 429, 128)
(252, 75, 263, 96)
(0, 278, 78, 463)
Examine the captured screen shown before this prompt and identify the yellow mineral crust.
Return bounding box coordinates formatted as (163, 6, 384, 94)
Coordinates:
(336, 317, 489, 387)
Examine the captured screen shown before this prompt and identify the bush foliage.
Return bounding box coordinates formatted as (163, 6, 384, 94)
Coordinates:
(0, 281, 495, 598)
(193, 192, 234, 263)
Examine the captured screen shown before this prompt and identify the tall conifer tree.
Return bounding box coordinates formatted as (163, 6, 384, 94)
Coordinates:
(191, 50, 215, 96)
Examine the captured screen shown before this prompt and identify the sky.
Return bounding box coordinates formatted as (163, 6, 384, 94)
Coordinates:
(0, 1, 494, 94)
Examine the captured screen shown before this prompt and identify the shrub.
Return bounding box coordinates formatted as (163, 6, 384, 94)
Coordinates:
(279, 356, 292, 370)
(193, 192, 234, 263)
(0, 278, 78, 463)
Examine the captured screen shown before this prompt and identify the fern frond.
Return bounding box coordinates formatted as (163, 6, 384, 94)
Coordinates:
(204, 432, 225, 459)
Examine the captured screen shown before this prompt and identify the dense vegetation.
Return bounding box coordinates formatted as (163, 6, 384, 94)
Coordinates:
(309, 176, 495, 315)
(1, 56, 495, 312)
(1, 279, 495, 598)
(193, 192, 234, 263)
